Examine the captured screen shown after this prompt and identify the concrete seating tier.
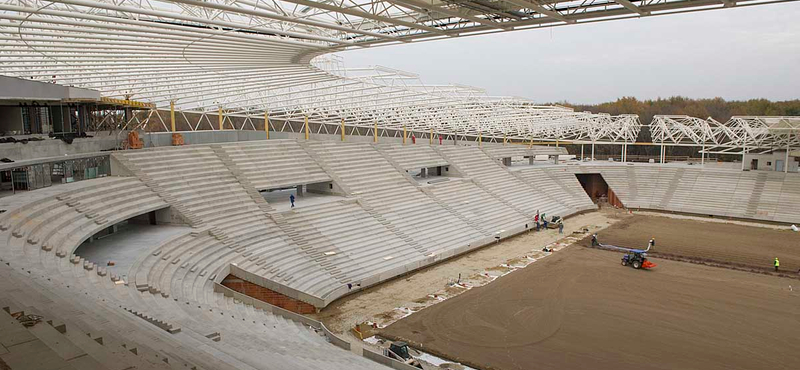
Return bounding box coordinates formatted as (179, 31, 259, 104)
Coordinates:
(115, 146, 339, 303)
(426, 179, 529, 236)
(376, 144, 449, 170)
(1, 177, 166, 259)
(435, 145, 571, 219)
(305, 141, 484, 257)
(574, 163, 800, 223)
(217, 140, 331, 190)
(280, 200, 418, 286)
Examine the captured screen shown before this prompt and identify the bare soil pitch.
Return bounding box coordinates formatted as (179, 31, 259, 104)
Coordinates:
(597, 214, 800, 274)
(381, 246, 800, 370)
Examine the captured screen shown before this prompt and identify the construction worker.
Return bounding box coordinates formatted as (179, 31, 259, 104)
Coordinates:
(290, 194, 295, 208)
(534, 212, 540, 231)
(591, 234, 598, 246)
(774, 257, 780, 272)
(648, 237, 655, 250)
(558, 221, 564, 234)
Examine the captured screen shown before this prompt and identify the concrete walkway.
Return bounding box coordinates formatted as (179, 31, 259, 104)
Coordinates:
(75, 222, 190, 278)
(261, 188, 345, 212)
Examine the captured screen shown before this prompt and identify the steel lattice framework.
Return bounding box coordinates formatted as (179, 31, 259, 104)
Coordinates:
(651, 115, 800, 154)
(0, 0, 792, 141)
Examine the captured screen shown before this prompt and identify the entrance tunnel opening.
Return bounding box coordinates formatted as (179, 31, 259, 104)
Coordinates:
(575, 173, 624, 208)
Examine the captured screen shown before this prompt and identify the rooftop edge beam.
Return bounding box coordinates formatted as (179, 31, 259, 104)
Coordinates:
(615, 0, 649, 15)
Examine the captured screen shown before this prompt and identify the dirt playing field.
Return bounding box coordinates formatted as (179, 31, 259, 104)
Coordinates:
(381, 246, 800, 370)
(597, 214, 800, 274)
(313, 210, 623, 337)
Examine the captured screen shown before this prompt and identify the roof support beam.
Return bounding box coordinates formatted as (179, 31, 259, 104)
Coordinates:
(501, 0, 575, 23)
(386, 0, 506, 29)
(616, 0, 649, 15)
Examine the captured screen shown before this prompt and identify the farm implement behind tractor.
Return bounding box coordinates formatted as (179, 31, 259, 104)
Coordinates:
(592, 235, 657, 270)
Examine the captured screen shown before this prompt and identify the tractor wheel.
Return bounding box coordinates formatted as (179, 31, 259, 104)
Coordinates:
(632, 260, 642, 269)
(621, 260, 628, 266)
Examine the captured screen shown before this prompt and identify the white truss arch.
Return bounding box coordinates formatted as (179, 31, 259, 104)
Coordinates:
(1, 0, 792, 142)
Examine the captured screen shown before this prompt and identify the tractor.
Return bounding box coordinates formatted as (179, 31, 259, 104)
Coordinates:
(621, 249, 656, 269)
(593, 235, 657, 270)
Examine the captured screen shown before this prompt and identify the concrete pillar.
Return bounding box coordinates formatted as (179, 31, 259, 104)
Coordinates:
(623, 143, 627, 162)
(701, 144, 705, 166)
(296, 184, 304, 197)
(786, 144, 790, 173)
(742, 131, 747, 171)
(420, 168, 427, 178)
(553, 155, 559, 165)
(341, 118, 345, 142)
(528, 156, 534, 165)
(218, 106, 224, 130)
(170, 100, 176, 132)
(265, 110, 269, 139)
(304, 116, 309, 140)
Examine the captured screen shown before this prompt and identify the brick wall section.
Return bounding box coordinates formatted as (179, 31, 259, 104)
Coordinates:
(221, 275, 317, 314)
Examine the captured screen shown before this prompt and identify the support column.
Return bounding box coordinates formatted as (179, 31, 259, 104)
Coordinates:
(701, 144, 705, 166)
(296, 184, 304, 197)
(660, 144, 665, 164)
(264, 110, 270, 139)
(786, 143, 790, 173)
(341, 118, 345, 142)
(403, 125, 407, 145)
(170, 100, 176, 132)
(591, 142, 595, 161)
(218, 106, 224, 130)
(429, 128, 433, 145)
(581, 144, 584, 161)
(304, 116, 309, 140)
(373, 122, 378, 143)
(478, 132, 482, 147)
(622, 143, 626, 162)
(529, 156, 534, 165)
(503, 134, 507, 146)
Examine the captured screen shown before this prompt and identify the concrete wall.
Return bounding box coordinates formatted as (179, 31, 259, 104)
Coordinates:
(0, 134, 120, 161)
(744, 152, 799, 172)
(0, 76, 100, 101)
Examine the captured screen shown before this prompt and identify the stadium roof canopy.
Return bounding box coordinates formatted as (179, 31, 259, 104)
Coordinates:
(652, 115, 800, 153)
(0, 0, 792, 142)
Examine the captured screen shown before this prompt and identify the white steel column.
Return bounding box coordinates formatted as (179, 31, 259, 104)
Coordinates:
(701, 144, 705, 166)
(785, 143, 790, 173)
(741, 131, 747, 170)
(591, 142, 595, 161)
(581, 144, 584, 161)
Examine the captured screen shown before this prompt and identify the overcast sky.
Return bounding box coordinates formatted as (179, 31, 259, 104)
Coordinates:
(337, 3, 800, 105)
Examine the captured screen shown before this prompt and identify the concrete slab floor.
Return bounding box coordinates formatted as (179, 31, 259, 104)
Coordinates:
(261, 188, 345, 212)
(75, 223, 190, 279)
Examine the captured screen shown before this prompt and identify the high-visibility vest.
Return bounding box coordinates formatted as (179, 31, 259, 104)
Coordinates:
(775, 259, 780, 267)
